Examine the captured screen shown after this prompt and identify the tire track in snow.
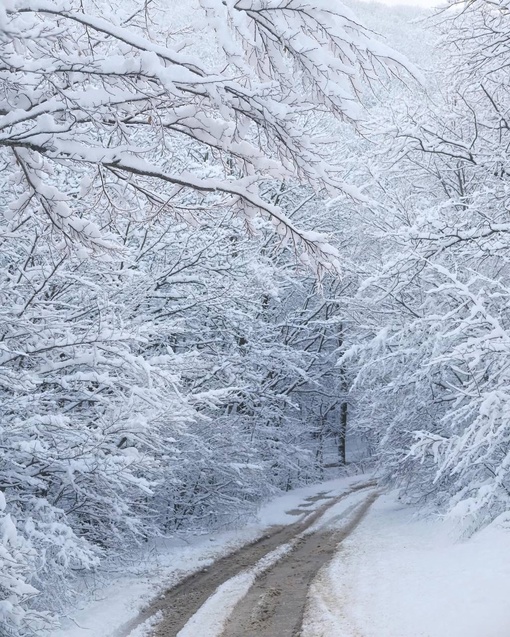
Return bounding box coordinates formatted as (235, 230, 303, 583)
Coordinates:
(118, 480, 375, 637)
(219, 491, 378, 637)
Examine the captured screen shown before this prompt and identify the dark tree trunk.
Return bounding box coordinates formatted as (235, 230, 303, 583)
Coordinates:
(339, 401, 347, 464)
(338, 322, 348, 465)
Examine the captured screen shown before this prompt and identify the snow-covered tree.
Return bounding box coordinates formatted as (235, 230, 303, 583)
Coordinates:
(0, 0, 414, 271)
(0, 0, 413, 632)
(339, 0, 510, 531)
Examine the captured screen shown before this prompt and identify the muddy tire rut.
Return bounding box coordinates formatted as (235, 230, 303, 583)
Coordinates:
(118, 481, 376, 637)
(220, 491, 378, 637)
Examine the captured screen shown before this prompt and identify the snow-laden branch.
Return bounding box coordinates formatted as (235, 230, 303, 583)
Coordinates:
(0, 0, 414, 272)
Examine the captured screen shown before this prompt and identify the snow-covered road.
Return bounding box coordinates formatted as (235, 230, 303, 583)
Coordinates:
(124, 481, 377, 637)
(50, 475, 368, 637)
(50, 478, 510, 637)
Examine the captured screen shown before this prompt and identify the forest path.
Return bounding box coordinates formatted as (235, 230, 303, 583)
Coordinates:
(219, 490, 378, 637)
(119, 480, 376, 637)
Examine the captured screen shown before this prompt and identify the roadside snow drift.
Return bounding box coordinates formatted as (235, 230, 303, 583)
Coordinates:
(303, 494, 510, 637)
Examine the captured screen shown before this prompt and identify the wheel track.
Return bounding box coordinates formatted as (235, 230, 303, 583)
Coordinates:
(117, 480, 375, 637)
(220, 490, 379, 637)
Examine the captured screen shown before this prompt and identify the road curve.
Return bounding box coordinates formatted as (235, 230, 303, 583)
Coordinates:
(118, 480, 376, 637)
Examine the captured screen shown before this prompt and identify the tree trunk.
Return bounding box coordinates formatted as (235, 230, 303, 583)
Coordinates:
(339, 401, 347, 464)
(338, 322, 348, 465)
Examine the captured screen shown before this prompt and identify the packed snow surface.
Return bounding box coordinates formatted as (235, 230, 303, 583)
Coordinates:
(176, 485, 373, 637)
(176, 542, 295, 637)
(303, 494, 510, 637)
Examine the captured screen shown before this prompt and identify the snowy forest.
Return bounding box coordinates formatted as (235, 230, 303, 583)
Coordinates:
(1, 0, 510, 634)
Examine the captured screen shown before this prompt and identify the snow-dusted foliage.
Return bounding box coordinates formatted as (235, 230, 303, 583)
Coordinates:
(0, 0, 406, 632)
(337, 0, 510, 532)
(0, 0, 406, 273)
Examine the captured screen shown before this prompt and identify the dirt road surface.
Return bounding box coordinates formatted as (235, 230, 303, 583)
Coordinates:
(220, 491, 378, 637)
(119, 481, 377, 637)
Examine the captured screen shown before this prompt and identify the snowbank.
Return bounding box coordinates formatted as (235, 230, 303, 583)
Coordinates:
(303, 494, 510, 637)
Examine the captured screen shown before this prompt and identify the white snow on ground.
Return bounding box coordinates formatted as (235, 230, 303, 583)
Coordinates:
(50, 481, 510, 637)
(256, 475, 366, 526)
(49, 529, 260, 637)
(125, 612, 163, 637)
(48, 474, 365, 637)
(303, 488, 375, 535)
(303, 493, 510, 637)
